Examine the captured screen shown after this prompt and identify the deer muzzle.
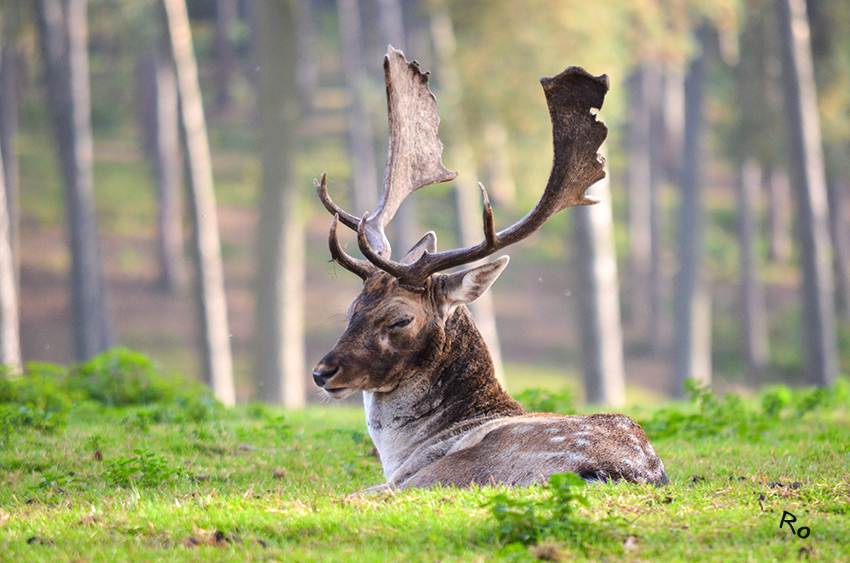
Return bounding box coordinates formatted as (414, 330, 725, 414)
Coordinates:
(312, 358, 340, 388)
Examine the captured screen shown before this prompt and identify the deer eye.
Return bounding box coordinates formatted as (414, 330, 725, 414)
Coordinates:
(388, 317, 413, 330)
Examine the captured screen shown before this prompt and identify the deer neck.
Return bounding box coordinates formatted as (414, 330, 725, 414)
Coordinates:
(363, 306, 524, 483)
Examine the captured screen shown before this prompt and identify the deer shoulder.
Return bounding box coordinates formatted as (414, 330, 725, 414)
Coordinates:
(312, 46, 668, 490)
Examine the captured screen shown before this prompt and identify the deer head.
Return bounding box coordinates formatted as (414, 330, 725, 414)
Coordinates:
(313, 46, 608, 399)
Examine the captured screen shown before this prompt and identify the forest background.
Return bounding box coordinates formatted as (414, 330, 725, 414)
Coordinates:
(0, 0, 848, 408)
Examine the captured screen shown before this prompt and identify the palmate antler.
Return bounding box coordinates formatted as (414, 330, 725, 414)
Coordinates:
(317, 47, 609, 288)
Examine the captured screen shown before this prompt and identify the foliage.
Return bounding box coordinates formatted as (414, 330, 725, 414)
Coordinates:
(639, 377, 850, 441)
(0, 394, 848, 561)
(0, 348, 216, 438)
(514, 387, 576, 415)
(71, 347, 178, 406)
(485, 472, 591, 546)
(103, 448, 187, 488)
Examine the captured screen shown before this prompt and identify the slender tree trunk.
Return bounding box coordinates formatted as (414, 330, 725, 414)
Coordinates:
(377, 0, 418, 257)
(338, 0, 379, 214)
(36, 0, 114, 361)
(0, 109, 21, 372)
(825, 148, 850, 319)
(0, 41, 20, 289)
(737, 159, 769, 380)
(626, 65, 666, 356)
(152, 52, 185, 293)
(163, 0, 235, 405)
(646, 65, 666, 357)
(214, 0, 238, 110)
(139, 49, 186, 293)
(776, 0, 838, 386)
(255, 0, 306, 408)
(765, 166, 793, 262)
(429, 5, 505, 384)
(672, 26, 712, 396)
(573, 165, 626, 406)
(661, 64, 685, 188)
(295, 0, 319, 111)
(626, 68, 652, 340)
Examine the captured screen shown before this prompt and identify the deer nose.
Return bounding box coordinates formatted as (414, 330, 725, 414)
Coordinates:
(312, 361, 339, 387)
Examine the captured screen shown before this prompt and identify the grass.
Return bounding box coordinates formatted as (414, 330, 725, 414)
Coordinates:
(1, 353, 849, 562)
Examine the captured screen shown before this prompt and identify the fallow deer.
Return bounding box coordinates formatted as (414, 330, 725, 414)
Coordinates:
(312, 47, 668, 491)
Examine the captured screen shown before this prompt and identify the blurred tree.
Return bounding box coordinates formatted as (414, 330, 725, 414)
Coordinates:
(295, 0, 319, 111)
(766, 167, 793, 262)
(0, 101, 20, 372)
(214, 0, 238, 110)
(255, 0, 306, 407)
(826, 153, 850, 318)
(671, 23, 712, 397)
(429, 2, 505, 384)
(0, 8, 22, 289)
(625, 65, 666, 355)
(809, 0, 850, 318)
(377, 0, 420, 257)
(732, 0, 772, 381)
(776, 0, 838, 386)
(163, 0, 235, 405)
(573, 165, 626, 406)
(138, 47, 186, 294)
(736, 160, 769, 380)
(337, 0, 380, 214)
(35, 0, 114, 361)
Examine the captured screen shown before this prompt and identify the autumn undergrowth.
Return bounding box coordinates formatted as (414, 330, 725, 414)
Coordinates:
(1, 351, 848, 562)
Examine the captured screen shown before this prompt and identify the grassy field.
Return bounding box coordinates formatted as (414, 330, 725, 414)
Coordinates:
(1, 351, 849, 562)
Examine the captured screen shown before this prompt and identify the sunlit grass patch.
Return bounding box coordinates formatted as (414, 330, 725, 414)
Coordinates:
(1, 353, 848, 562)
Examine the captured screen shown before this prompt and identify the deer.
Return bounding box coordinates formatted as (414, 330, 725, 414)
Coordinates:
(311, 46, 668, 491)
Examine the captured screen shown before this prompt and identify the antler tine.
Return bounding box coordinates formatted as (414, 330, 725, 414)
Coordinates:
(315, 173, 360, 231)
(356, 212, 409, 281)
(329, 214, 378, 280)
(352, 66, 610, 288)
(479, 182, 497, 250)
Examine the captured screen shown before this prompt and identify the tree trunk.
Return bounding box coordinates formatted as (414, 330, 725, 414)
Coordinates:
(573, 165, 626, 406)
(825, 148, 850, 319)
(626, 65, 666, 355)
(776, 0, 838, 386)
(0, 108, 21, 372)
(429, 5, 505, 384)
(295, 0, 319, 111)
(338, 0, 380, 214)
(737, 159, 769, 380)
(214, 0, 238, 110)
(0, 40, 21, 290)
(647, 65, 667, 358)
(36, 0, 114, 361)
(626, 68, 652, 341)
(672, 25, 712, 396)
(254, 0, 306, 408)
(377, 0, 418, 257)
(765, 166, 792, 262)
(139, 49, 186, 293)
(163, 0, 235, 405)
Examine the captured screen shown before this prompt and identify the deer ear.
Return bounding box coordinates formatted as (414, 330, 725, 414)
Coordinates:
(441, 256, 510, 313)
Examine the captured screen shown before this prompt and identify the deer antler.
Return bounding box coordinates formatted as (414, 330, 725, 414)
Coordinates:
(355, 66, 609, 287)
(318, 51, 609, 288)
(317, 46, 457, 268)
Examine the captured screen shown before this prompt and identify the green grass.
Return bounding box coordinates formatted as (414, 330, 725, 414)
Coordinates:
(1, 354, 849, 562)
